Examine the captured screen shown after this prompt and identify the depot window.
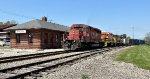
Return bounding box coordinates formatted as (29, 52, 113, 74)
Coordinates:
(16, 34, 20, 43)
(56, 34, 58, 42)
(28, 33, 33, 43)
(44, 33, 48, 44)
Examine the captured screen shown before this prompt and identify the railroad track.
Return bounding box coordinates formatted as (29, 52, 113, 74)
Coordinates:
(0, 47, 111, 64)
(0, 50, 71, 64)
(0, 46, 124, 79)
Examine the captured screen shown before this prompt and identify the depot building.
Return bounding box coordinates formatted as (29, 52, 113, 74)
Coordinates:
(6, 17, 69, 49)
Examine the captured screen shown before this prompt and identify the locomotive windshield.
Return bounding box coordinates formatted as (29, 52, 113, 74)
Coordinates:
(73, 27, 83, 30)
(102, 34, 108, 36)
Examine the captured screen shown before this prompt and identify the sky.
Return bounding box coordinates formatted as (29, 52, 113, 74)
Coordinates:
(0, 0, 150, 39)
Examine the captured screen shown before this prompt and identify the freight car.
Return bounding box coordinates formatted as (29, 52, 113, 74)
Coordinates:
(129, 39, 145, 45)
(101, 32, 116, 47)
(63, 24, 102, 50)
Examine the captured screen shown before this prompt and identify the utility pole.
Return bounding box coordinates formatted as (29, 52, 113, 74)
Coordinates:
(132, 26, 134, 39)
(132, 26, 134, 45)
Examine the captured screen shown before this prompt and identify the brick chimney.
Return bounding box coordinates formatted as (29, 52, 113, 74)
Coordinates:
(42, 16, 47, 22)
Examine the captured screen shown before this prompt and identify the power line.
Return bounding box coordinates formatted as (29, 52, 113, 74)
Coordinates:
(0, 16, 10, 21)
(0, 9, 55, 24)
(0, 9, 36, 19)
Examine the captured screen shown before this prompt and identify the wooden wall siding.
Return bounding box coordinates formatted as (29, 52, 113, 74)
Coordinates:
(28, 32, 41, 48)
(10, 30, 42, 49)
(10, 29, 68, 49)
(10, 31, 17, 48)
(40, 29, 64, 49)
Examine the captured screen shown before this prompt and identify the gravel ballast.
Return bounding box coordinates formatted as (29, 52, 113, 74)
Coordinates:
(0, 48, 64, 58)
(37, 47, 150, 79)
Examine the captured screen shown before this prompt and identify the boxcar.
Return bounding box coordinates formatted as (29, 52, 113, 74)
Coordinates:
(129, 39, 145, 45)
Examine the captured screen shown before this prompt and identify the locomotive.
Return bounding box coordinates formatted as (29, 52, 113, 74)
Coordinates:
(63, 24, 102, 50)
(101, 32, 116, 47)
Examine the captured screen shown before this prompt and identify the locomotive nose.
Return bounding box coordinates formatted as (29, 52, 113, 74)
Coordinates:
(68, 29, 80, 40)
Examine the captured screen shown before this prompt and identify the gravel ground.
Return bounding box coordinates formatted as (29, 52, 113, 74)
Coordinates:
(0, 48, 64, 58)
(37, 47, 150, 79)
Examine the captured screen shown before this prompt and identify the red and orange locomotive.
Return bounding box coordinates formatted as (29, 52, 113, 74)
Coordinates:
(63, 24, 102, 50)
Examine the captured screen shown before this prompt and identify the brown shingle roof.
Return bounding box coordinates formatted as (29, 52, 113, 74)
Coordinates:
(0, 24, 17, 30)
(7, 19, 70, 32)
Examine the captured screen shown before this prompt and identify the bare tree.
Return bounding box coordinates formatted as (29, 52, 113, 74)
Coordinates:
(145, 32, 150, 45)
(0, 22, 3, 24)
(4, 21, 10, 24)
(2, 20, 17, 24)
(10, 20, 17, 24)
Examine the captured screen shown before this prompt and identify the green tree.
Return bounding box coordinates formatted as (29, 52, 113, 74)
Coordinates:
(145, 32, 150, 45)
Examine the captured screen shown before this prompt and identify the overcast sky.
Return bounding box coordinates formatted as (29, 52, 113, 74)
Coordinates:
(0, 0, 150, 39)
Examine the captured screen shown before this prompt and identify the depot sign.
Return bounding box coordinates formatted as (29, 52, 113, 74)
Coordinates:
(15, 30, 26, 34)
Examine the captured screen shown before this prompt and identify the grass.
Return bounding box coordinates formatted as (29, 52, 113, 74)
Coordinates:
(115, 45, 150, 70)
(0, 46, 10, 49)
(81, 74, 90, 79)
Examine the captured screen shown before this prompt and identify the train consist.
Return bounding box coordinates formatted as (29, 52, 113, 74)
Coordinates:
(63, 24, 144, 50)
